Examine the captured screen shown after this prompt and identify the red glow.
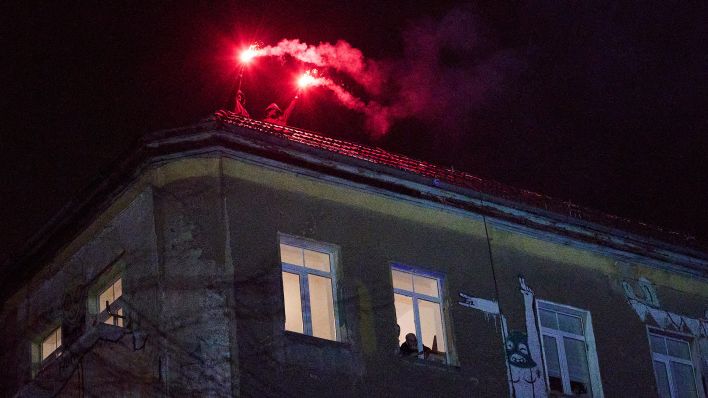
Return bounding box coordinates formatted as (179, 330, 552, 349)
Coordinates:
(239, 45, 258, 64)
(298, 72, 316, 88)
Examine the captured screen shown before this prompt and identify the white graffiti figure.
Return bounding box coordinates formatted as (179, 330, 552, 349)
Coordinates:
(507, 276, 546, 398)
(458, 276, 547, 398)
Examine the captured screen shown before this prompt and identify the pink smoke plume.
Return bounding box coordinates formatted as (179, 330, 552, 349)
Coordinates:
(256, 39, 383, 95)
(252, 9, 523, 138)
(299, 70, 395, 138)
(255, 41, 398, 137)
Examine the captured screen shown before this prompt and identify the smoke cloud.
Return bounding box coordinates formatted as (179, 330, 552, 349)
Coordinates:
(255, 8, 524, 138)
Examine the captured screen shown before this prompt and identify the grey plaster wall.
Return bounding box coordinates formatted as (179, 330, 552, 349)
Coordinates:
(224, 175, 509, 397)
(2, 157, 707, 398)
(1, 189, 163, 396)
(152, 175, 235, 397)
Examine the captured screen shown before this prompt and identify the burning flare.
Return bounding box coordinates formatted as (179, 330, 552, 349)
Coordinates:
(248, 16, 515, 139)
(297, 70, 318, 88)
(239, 44, 258, 64)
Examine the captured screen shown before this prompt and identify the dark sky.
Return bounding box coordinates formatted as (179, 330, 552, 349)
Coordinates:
(3, 1, 708, 263)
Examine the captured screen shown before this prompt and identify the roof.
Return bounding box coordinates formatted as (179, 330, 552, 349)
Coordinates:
(213, 110, 701, 249)
(2, 110, 706, 299)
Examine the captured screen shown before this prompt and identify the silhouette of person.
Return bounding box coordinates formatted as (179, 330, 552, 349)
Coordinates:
(399, 332, 431, 358)
(225, 89, 250, 118)
(262, 93, 298, 126)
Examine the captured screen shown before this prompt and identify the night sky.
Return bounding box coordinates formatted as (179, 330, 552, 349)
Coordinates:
(3, 1, 708, 263)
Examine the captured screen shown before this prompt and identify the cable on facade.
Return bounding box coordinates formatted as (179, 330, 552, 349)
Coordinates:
(478, 195, 514, 392)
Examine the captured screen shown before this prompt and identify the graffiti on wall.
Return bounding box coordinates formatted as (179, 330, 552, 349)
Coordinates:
(623, 277, 708, 337)
(458, 276, 546, 398)
(506, 276, 545, 398)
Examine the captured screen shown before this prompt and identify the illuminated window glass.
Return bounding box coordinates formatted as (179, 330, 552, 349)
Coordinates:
(280, 237, 338, 341)
(97, 277, 124, 327)
(41, 326, 62, 361)
(31, 324, 62, 377)
(649, 332, 699, 398)
(391, 266, 447, 363)
(538, 301, 603, 397)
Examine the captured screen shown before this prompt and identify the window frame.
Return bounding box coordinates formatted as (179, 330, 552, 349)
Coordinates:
(89, 273, 125, 328)
(31, 323, 62, 377)
(390, 263, 449, 363)
(536, 300, 604, 397)
(646, 328, 702, 398)
(279, 234, 341, 341)
(40, 325, 62, 362)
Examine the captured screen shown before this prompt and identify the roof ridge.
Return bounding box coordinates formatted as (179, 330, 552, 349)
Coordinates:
(215, 110, 701, 249)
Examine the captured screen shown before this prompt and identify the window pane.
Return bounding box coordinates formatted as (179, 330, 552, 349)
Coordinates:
(282, 272, 303, 333)
(418, 299, 445, 353)
(308, 275, 336, 340)
(394, 293, 415, 346)
(99, 286, 113, 312)
(666, 338, 691, 360)
(564, 337, 591, 395)
(413, 275, 439, 298)
(113, 278, 123, 300)
(392, 269, 413, 292)
(280, 244, 304, 266)
(41, 335, 53, 360)
(304, 249, 330, 272)
(543, 334, 563, 393)
(115, 308, 124, 327)
(558, 313, 583, 335)
(543, 335, 561, 377)
(670, 361, 698, 398)
(104, 307, 124, 327)
(539, 309, 558, 330)
(650, 334, 667, 355)
(653, 361, 671, 398)
(41, 328, 59, 360)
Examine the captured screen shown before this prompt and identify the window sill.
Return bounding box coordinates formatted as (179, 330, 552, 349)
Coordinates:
(282, 330, 358, 374)
(397, 354, 460, 373)
(283, 330, 351, 348)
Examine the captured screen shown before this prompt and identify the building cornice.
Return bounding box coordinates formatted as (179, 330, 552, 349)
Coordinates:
(3, 112, 706, 301)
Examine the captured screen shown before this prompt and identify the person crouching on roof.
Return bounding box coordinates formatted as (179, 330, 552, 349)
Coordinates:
(262, 92, 299, 126)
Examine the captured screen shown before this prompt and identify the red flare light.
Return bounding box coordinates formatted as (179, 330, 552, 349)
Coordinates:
(239, 45, 258, 64)
(298, 71, 317, 88)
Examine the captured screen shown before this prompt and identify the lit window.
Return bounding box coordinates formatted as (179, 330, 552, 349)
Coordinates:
(31, 325, 62, 376)
(280, 237, 338, 341)
(97, 277, 124, 327)
(538, 301, 602, 396)
(41, 326, 62, 361)
(649, 332, 699, 398)
(392, 265, 447, 363)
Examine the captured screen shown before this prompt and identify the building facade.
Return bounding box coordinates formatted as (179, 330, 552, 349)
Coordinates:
(1, 112, 707, 397)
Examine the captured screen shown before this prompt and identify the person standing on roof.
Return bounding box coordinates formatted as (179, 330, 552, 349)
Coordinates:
(225, 89, 250, 118)
(262, 91, 299, 126)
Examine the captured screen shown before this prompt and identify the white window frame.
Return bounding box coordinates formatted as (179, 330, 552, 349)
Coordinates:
(40, 325, 62, 361)
(391, 264, 449, 363)
(279, 234, 340, 341)
(31, 324, 62, 377)
(647, 328, 703, 398)
(94, 276, 125, 327)
(537, 300, 604, 397)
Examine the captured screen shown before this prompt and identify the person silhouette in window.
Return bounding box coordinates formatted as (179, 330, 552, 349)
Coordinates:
(399, 333, 431, 358)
